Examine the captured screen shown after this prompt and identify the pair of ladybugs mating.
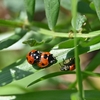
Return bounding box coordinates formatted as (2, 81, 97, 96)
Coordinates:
(26, 50, 75, 71)
(26, 50, 57, 68)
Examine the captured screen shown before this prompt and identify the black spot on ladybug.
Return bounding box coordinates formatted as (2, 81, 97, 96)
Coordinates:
(48, 54, 56, 64)
(29, 61, 32, 63)
(43, 54, 48, 59)
(41, 63, 45, 66)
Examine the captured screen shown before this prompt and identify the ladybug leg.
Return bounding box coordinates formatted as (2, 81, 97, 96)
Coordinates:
(59, 62, 64, 70)
(62, 59, 66, 65)
(59, 63, 64, 71)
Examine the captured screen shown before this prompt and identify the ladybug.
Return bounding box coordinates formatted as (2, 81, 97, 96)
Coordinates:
(37, 52, 57, 68)
(26, 50, 41, 64)
(59, 58, 75, 71)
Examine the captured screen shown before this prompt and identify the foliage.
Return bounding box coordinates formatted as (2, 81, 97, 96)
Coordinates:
(0, 0, 100, 100)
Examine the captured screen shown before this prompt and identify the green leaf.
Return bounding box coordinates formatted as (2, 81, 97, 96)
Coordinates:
(89, 2, 96, 11)
(0, 29, 27, 50)
(93, 0, 100, 20)
(67, 45, 89, 58)
(78, 1, 95, 14)
(84, 51, 100, 74)
(23, 36, 53, 47)
(23, 39, 44, 47)
(44, 0, 60, 30)
(0, 90, 100, 100)
(89, 42, 100, 52)
(28, 71, 75, 87)
(67, 39, 100, 58)
(31, 21, 49, 29)
(61, 0, 71, 10)
(28, 70, 100, 87)
(83, 71, 100, 77)
(24, 0, 35, 22)
(71, 92, 79, 100)
(0, 58, 34, 86)
(58, 38, 84, 49)
(80, 34, 100, 47)
(58, 39, 74, 49)
(71, 13, 87, 31)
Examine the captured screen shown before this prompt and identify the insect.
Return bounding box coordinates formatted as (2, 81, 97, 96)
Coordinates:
(59, 58, 75, 71)
(26, 50, 57, 69)
(26, 50, 41, 64)
(37, 52, 57, 68)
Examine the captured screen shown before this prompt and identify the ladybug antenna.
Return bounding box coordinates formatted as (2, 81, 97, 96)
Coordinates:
(62, 58, 66, 64)
(59, 63, 63, 71)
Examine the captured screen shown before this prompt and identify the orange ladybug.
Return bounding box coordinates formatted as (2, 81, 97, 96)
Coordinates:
(37, 52, 57, 68)
(26, 50, 41, 64)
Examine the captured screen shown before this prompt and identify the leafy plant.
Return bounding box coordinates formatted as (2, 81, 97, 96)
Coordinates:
(0, 0, 100, 100)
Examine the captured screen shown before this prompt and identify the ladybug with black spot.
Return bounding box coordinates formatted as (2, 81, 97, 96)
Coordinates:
(26, 50, 57, 69)
(26, 50, 41, 64)
(37, 52, 57, 68)
(59, 58, 75, 71)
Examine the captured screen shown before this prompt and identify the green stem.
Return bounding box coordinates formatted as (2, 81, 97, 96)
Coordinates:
(0, 19, 23, 28)
(71, 0, 84, 99)
(32, 27, 100, 38)
(0, 19, 100, 39)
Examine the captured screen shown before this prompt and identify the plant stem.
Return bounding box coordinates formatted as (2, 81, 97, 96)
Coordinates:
(71, 0, 84, 99)
(31, 27, 100, 38)
(0, 19, 100, 38)
(0, 19, 23, 28)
